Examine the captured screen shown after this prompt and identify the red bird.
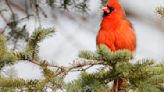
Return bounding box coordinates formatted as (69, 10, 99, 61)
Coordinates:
(96, 0, 136, 91)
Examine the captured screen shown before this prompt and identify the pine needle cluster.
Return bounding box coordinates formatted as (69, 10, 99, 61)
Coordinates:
(67, 45, 164, 92)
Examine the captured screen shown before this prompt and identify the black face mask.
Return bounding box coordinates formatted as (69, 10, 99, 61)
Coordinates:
(103, 6, 115, 17)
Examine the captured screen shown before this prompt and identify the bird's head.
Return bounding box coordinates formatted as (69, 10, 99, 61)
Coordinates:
(102, 0, 125, 17)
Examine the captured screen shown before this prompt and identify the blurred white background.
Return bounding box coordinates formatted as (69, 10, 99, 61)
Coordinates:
(5, 0, 164, 82)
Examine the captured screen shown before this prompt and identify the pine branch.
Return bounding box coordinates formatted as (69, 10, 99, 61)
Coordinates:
(66, 71, 112, 92)
(0, 34, 17, 68)
(0, 77, 48, 91)
(136, 83, 161, 92)
(0, 33, 7, 54)
(79, 45, 133, 65)
(81, 70, 113, 84)
(12, 52, 32, 61)
(146, 74, 164, 84)
(79, 50, 99, 60)
(115, 60, 164, 91)
(69, 45, 164, 92)
(68, 59, 103, 72)
(0, 78, 25, 88)
(25, 27, 55, 60)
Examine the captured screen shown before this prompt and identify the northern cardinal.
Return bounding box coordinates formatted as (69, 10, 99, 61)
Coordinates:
(96, 0, 136, 92)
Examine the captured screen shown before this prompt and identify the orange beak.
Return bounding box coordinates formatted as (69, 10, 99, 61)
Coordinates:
(102, 6, 110, 13)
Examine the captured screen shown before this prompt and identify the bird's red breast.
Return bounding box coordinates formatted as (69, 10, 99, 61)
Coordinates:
(96, 0, 136, 52)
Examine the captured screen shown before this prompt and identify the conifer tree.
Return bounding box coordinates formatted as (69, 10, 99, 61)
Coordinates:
(0, 0, 164, 92)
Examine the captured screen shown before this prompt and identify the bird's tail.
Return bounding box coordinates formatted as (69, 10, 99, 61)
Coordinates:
(113, 78, 123, 92)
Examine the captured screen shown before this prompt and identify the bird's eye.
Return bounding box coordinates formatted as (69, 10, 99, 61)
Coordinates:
(107, 6, 115, 13)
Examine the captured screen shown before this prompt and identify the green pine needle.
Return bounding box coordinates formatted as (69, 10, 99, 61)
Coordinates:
(25, 27, 55, 59)
(79, 45, 133, 65)
(79, 50, 99, 60)
(0, 78, 25, 87)
(0, 34, 7, 55)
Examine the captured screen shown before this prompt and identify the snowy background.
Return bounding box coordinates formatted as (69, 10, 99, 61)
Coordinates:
(4, 0, 164, 82)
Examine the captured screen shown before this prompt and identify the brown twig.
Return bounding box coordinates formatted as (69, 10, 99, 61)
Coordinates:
(29, 58, 104, 78)
(68, 60, 104, 72)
